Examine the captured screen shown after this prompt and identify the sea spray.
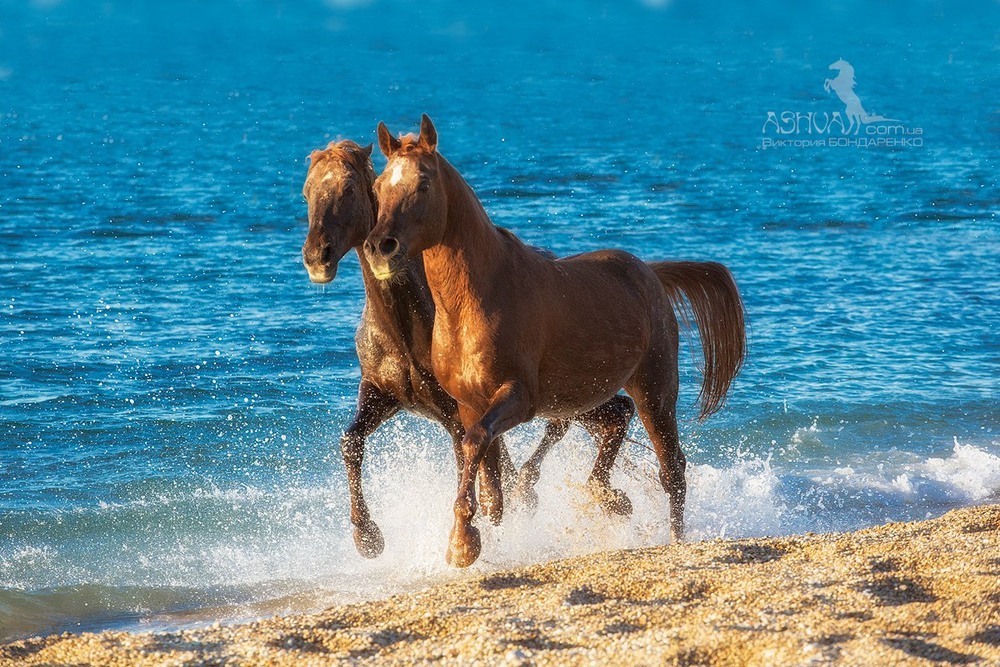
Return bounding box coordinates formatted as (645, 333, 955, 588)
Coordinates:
(3, 415, 998, 641)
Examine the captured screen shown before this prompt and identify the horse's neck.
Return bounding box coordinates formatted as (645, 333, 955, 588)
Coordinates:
(355, 247, 435, 350)
(355, 184, 434, 347)
(422, 158, 507, 315)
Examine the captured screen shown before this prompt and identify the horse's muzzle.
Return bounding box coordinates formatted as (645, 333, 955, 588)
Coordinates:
(363, 236, 405, 281)
(304, 260, 337, 284)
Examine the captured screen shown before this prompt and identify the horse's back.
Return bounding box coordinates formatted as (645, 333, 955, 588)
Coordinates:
(549, 248, 679, 358)
(555, 248, 664, 303)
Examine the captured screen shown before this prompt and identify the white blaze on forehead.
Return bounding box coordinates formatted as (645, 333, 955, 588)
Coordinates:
(389, 162, 405, 186)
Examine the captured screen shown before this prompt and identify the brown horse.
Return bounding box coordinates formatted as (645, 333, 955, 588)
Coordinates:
(365, 116, 746, 567)
(301, 140, 636, 558)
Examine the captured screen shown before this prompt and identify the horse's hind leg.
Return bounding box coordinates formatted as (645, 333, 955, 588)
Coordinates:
(627, 349, 686, 542)
(511, 396, 634, 515)
(512, 419, 570, 512)
(341, 380, 400, 558)
(578, 394, 636, 516)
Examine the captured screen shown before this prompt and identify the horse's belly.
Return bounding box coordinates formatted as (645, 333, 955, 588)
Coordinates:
(535, 344, 643, 419)
(535, 385, 624, 419)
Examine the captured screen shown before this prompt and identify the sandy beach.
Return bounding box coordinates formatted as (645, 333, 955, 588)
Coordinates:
(2, 503, 997, 666)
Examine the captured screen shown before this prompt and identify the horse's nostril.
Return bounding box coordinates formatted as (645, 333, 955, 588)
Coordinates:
(379, 237, 399, 256)
(320, 245, 332, 264)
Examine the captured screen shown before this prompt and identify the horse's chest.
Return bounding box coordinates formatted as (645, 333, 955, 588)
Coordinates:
(398, 361, 440, 410)
(432, 326, 497, 405)
(356, 322, 437, 409)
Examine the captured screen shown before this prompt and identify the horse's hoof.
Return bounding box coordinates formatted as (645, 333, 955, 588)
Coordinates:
(588, 481, 633, 517)
(353, 521, 385, 559)
(446, 524, 482, 568)
(603, 488, 633, 516)
(512, 482, 539, 513)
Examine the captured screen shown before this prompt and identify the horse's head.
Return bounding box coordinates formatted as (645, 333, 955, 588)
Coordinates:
(301, 140, 376, 284)
(828, 58, 853, 74)
(364, 114, 448, 281)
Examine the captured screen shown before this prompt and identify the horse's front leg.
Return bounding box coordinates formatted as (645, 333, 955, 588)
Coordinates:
(448, 382, 533, 568)
(444, 419, 466, 485)
(477, 435, 509, 526)
(341, 380, 399, 558)
(444, 419, 512, 524)
(496, 435, 518, 493)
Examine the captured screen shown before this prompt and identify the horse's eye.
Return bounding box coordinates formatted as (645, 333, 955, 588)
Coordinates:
(418, 181, 430, 192)
(344, 183, 356, 195)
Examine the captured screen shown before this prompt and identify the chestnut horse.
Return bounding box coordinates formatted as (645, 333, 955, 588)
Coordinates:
(365, 116, 746, 567)
(301, 140, 636, 558)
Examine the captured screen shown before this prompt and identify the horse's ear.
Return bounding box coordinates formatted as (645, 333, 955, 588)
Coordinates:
(377, 122, 401, 158)
(419, 114, 438, 152)
(363, 143, 373, 157)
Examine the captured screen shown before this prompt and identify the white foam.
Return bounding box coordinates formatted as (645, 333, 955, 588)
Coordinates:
(805, 438, 1000, 515)
(342, 421, 796, 581)
(790, 418, 823, 448)
(922, 438, 1000, 501)
(686, 455, 790, 539)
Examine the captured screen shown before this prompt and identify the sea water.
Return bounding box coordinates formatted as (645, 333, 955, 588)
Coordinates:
(1, 0, 997, 641)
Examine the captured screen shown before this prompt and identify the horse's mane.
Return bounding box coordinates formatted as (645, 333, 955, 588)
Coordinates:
(430, 153, 557, 261)
(495, 226, 557, 260)
(395, 133, 425, 156)
(307, 140, 374, 180)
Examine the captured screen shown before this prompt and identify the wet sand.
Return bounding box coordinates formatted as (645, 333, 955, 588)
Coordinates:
(3, 504, 998, 666)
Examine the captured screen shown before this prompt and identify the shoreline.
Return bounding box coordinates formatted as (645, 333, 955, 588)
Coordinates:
(3, 503, 998, 666)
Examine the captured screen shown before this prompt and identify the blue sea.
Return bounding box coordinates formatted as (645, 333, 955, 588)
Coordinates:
(1, 0, 998, 642)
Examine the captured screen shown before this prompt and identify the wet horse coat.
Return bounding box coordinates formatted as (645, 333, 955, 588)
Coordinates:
(366, 116, 746, 567)
(301, 140, 637, 558)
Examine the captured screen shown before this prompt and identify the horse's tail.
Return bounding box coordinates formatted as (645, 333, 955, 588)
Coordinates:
(647, 261, 747, 421)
